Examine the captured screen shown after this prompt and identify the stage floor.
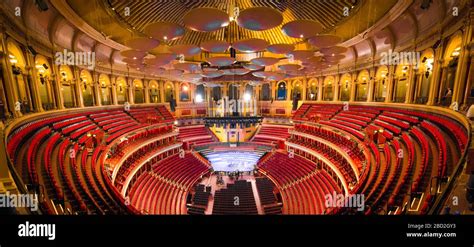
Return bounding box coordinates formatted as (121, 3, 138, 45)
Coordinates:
(203, 151, 263, 172)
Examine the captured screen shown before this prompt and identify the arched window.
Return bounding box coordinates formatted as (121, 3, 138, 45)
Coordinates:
(228, 83, 239, 100)
(80, 70, 95, 106)
(164, 82, 174, 102)
(116, 77, 128, 104)
(149, 80, 160, 103)
(374, 66, 388, 102)
(307, 79, 318, 101)
(60, 65, 76, 108)
(292, 80, 302, 101)
(180, 83, 190, 102)
(99, 74, 112, 105)
(323, 77, 334, 101)
(261, 83, 270, 101)
(244, 84, 253, 99)
(195, 84, 205, 103)
(393, 65, 408, 103)
(7, 40, 33, 112)
(339, 74, 351, 102)
(133, 79, 144, 103)
(212, 86, 221, 101)
(356, 70, 369, 102)
(276, 81, 287, 100)
(438, 33, 462, 106)
(34, 55, 54, 110)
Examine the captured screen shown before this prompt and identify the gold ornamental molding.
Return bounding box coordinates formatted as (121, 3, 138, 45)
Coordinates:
(49, 0, 128, 51)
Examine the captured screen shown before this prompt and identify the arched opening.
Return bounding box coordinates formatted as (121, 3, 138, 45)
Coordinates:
(80, 70, 95, 106)
(195, 84, 205, 103)
(60, 65, 76, 108)
(164, 81, 174, 102)
(261, 83, 271, 101)
(133, 79, 145, 103)
(307, 79, 318, 101)
(244, 84, 254, 99)
(393, 65, 409, 103)
(149, 80, 160, 103)
(228, 83, 239, 100)
(413, 49, 434, 104)
(291, 80, 302, 101)
(276, 81, 287, 100)
(374, 66, 388, 102)
(339, 74, 351, 101)
(99, 74, 112, 105)
(323, 76, 334, 101)
(34, 55, 55, 110)
(7, 40, 33, 113)
(212, 86, 222, 101)
(179, 82, 191, 102)
(116, 77, 129, 104)
(438, 33, 462, 106)
(355, 70, 369, 101)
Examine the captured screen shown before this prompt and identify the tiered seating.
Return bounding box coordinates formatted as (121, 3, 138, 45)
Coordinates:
(178, 125, 213, 146)
(212, 180, 258, 215)
(258, 152, 342, 214)
(251, 124, 292, 145)
(256, 177, 282, 215)
(129, 153, 210, 214)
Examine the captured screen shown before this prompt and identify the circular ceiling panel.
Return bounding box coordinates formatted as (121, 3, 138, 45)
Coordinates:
(307, 34, 342, 48)
(143, 22, 185, 41)
(173, 62, 201, 72)
(183, 8, 229, 32)
(125, 37, 160, 51)
(200, 40, 230, 53)
(233, 38, 269, 52)
(282, 20, 323, 39)
(243, 63, 264, 71)
(250, 57, 280, 66)
(207, 56, 236, 67)
(236, 7, 283, 31)
(182, 73, 203, 81)
(222, 68, 250, 75)
(201, 70, 224, 78)
(267, 43, 295, 54)
(306, 56, 323, 64)
(120, 49, 147, 59)
(288, 50, 315, 60)
(320, 46, 348, 55)
(169, 44, 201, 57)
(144, 52, 176, 66)
(278, 64, 302, 71)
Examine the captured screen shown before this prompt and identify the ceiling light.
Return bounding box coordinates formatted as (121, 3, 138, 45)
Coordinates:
(183, 85, 189, 91)
(163, 36, 168, 40)
(300, 34, 304, 38)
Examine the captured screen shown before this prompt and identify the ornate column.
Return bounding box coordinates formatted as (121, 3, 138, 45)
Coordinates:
(0, 31, 21, 117)
(159, 80, 165, 103)
(462, 53, 474, 106)
(367, 68, 376, 102)
(73, 67, 84, 107)
(333, 74, 340, 101)
(50, 64, 65, 110)
(349, 73, 357, 102)
(127, 77, 134, 104)
(452, 12, 473, 106)
(317, 77, 323, 101)
(385, 65, 395, 103)
(271, 81, 276, 101)
(25, 51, 43, 112)
(405, 66, 416, 104)
(174, 81, 180, 104)
(427, 47, 444, 106)
(110, 76, 118, 105)
(92, 72, 102, 106)
(144, 79, 150, 104)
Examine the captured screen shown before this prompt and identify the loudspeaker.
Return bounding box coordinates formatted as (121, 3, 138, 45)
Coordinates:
(28, 46, 38, 56)
(230, 47, 236, 58)
(432, 39, 441, 49)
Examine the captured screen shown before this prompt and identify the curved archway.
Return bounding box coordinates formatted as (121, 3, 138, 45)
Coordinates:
(323, 76, 334, 101)
(374, 66, 388, 102)
(393, 64, 409, 102)
(7, 40, 32, 113)
(276, 81, 287, 100)
(339, 74, 352, 101)
(414, 49, 434, 104)
(355, 70, 369, 101)
(179, 82, 190, 102)
(212, 86, 222, 101)
(164, 81, 174, 102)
(99, 74, 112, 105)
(438, 32, 462, 106)
(307, 78, 318, 101)
(60, 65, 76, 108)
(261, 83, 271, 101)
(79, 70, 94, 106)
(116, 76, 129, 104)
(34, 55, 55, 110)
(228, 83, 239, 100)
(195, 84, 205, 103)
(149, 80, 160, 103)
(133, 79, 145, 103)
(291, 80, 303, 101)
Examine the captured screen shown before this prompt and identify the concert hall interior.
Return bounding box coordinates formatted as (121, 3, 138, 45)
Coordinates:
(0, 0, 474, 216)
